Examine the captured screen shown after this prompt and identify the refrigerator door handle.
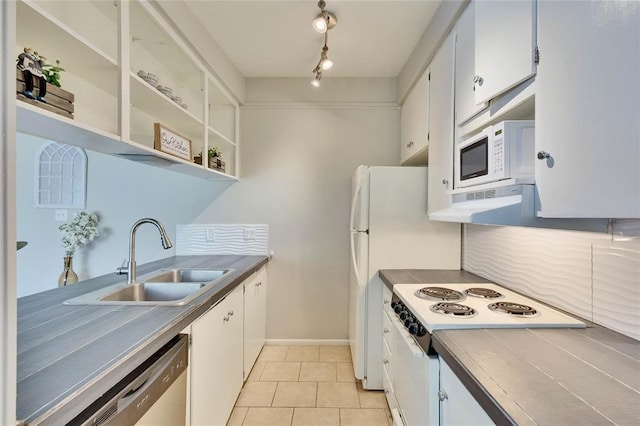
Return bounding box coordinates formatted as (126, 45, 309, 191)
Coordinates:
(349, 172, 362, 231)
(350, 230, 362, 286)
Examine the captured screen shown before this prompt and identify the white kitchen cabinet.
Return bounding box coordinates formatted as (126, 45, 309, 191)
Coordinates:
(400, 69, 429, 165)
(189, 285, 244, 426)
(439, 357, 493, 426)
(454, 1, 488, 125)
(535, 0, 640, 218)
(473, 0, 536, 106)
(14, 0, 239, 180)
(243, 265, 267, 381)
(427, 33, 455, 214)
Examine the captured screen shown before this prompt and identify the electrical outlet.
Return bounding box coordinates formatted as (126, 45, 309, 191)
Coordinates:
(205, 227, 215, 242)
(55, 209, 68, 222)
(244, 229, 256, 240)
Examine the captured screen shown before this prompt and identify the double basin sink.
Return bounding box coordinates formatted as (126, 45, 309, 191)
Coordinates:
(64, 268, 232, 306)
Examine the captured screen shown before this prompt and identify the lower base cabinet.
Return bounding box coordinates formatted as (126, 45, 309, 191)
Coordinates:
(439, 357, 493, 425)
(244, 265, 267, 380)
(186, 265, 268, 425)
(189, 285, 244, 426)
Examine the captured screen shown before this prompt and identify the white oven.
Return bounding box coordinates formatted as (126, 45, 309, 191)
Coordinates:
(389, 309, 438, 426)
(389, 282, 585, 425)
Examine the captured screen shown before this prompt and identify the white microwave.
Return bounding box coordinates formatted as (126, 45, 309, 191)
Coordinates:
(454, 120, 535, 189)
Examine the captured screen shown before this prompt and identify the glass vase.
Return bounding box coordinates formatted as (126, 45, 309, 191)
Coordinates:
(58, 255, 79, 287)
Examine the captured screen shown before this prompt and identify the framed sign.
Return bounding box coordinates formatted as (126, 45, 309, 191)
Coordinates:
(153, 123, 192, 161)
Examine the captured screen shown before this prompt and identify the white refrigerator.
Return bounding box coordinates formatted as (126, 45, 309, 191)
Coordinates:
(349, 165, 461, 390)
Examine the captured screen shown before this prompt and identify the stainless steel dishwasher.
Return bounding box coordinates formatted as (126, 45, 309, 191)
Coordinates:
(67, 334, 188, 426)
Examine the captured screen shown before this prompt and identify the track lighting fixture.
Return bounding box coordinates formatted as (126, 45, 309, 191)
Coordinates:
(311, 0, 336, 87)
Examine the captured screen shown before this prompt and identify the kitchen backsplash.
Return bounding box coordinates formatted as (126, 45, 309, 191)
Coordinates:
(463, 224, 640, 341)
(176, 224, 269, 255)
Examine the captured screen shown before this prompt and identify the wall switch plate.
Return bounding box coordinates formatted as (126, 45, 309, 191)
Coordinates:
(205, 227, 215, 242)
(244, 229, 256, 240)
(55, 209, 68, 222)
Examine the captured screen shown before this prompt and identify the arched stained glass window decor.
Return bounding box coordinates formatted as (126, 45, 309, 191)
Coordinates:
(35, 142, 87, 209)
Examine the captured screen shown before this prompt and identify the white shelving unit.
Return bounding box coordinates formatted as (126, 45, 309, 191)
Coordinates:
(15, 0, 239, 182)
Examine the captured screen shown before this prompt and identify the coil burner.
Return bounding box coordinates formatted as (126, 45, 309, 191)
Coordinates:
(429, 302, 477, 318)
(415, 286, 465, 301)
(488, 302, 539, 317)
(465, 287, 503, 299)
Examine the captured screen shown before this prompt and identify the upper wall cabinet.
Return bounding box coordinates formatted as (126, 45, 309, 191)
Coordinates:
(15, 0, 238, 181)
(535, 0, 640, 218)
(473, 0, 536, 106)
(454, 1, 487, 125)
(400, 69, 429, 165)
(427, 33, 455, 213)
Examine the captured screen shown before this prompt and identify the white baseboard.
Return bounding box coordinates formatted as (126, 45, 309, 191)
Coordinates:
(265, 339, 349, 346)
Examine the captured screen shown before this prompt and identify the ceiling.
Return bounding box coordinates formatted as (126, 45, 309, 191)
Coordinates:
(183, 1, 442, 79)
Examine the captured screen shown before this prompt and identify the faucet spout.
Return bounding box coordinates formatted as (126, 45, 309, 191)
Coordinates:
(117, 218, 173, 284)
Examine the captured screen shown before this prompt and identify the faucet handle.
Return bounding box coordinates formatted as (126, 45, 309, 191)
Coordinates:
(116, 259, 128, 275)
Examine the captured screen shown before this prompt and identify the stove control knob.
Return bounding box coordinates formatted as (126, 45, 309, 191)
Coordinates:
(416, 326, 427, 337)
(404, 317, 415, 328)
(399, 310, 409, 320)
(408, 323, 420, 335)
(393, 303, 404, 314)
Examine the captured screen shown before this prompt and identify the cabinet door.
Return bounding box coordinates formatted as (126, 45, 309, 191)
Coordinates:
(400, 69, 429, 165)
(244, 266, 267, 380)
(439, 358, 493, 426)
(454, 1, 487, 125)
(190, 286, 244, 426)
(474, 0, 536, 105)
(427, 33, 455, 213)
(536, 1, 640, 218)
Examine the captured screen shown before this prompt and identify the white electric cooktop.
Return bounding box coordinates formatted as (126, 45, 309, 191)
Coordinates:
(393, 283, 585, 333)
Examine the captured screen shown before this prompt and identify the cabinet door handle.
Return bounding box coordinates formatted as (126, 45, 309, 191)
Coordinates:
(473, 75, 483, 85)
(438, 390, 448, 401)
(255, 281, 262, 287)
(223, 315, 230, 322)
(228, 310, 234, 316)
(383, 299, 389, 305)
(383, 328, 389, 334)
(442, 179, 449, 185)
(537, 151, 551, 160)
(406, 141, 414, 148)
(383, 359, 389, 365)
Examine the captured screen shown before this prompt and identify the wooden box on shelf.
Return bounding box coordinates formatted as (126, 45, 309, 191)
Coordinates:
(16, 69, 74, 119)
(208, 157, 226, 173)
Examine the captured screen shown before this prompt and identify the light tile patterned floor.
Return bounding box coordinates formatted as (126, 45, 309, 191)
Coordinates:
(227, 345, 391, 426)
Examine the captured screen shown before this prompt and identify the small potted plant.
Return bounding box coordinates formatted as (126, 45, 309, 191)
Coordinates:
(207, 147, 222, 169)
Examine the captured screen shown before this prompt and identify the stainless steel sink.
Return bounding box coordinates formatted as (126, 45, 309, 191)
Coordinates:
(145, 268, 228, 283)
(64, 268, 233, 306)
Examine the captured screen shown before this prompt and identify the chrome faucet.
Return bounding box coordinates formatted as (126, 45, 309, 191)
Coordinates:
(116, 218, 173, 284)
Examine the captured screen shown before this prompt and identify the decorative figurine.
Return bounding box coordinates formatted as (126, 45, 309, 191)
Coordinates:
(16, 47, 47, 103)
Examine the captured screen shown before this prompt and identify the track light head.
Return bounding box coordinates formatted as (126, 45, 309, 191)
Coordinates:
(312, 0, 337, 33)
(312, 11, 337, 33)
(320, 46, 333, 70)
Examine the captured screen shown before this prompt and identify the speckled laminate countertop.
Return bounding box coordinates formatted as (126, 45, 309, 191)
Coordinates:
(379, 269, 640, 426)
(17, 255, 268, 425)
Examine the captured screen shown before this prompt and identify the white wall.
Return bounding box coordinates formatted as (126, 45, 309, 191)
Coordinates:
(16, 133, 227, 297)
(463, 224, 640, 340)
(194, 77, 400, 340)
